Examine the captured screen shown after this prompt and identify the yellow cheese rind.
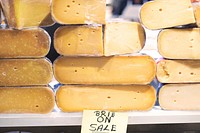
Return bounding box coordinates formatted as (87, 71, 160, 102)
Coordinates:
(159, 84, 200, 110)
(0, 28, 50, 58)
(1, 0, 54, 29)
(56, 85, 156, 112)
(157, 60, 200, 83)
(0, 58, 53, 86)
(0, 86, 55, 113)
(140, 0, 195, 30)
(54, 56, 156, 85)
(54, 25, 103, 56)
(51, 0, 106, 24)
(104, 21, 145, 56)
(158, 28, 200, 59)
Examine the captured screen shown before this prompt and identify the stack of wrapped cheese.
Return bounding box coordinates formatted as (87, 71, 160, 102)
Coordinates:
(52, 0, 156, 112)
(0, 0, 55, 113)
(141, 0, 200, 110)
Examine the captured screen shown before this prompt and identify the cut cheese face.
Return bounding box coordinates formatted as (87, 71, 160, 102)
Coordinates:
(54, 25, 103, 56)
(56, 85, 156, 112)
(140, 0, 195, 30)
(0, 86, 55, 113)
(193, 2, 200, 27)
(104, 21, 145, 56)
(159, 84, 200, 110)
(157, 59, 200, 83)
(54, 56, 156, 85)
(0, 0, 54, 29)
(0, 58, 53, 86)
(51, 0, 106, 24)
(0, 28, 50, 58)
(158, 28, 200, 59)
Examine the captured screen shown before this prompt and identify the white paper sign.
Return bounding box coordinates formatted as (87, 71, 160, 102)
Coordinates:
(81, 110, 128, 133)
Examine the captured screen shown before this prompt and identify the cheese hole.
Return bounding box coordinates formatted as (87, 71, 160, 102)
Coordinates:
(176, 90, 179, 93)
(80, 39, 83, 42)
(68, 43, 71, 46)
(190, 39, 194, 42)
(134, 98, 137, 100)
(174, 100, 177, 103)
(78, 3, 81, 5)
(64, 10, 67, 13)
(78, 33, 81, 36)
(159, 8, 162, 11)
(190, 72, 194, 75)
(76, 12, 79, 15)
(82, 67, 84, 69)
(189, 46, 193, 48)
(13, 67, 18, 71)
(35, 35, 38, 38)
(2, 72, 6, 76)
(137, 91, 140, 94)
(179, 72, 182, 74)
(107, 96, 111, 99)
(188, 6, 192, 8)
(74, 70, 78, 72)
(93, 30, 95, 33)
(35, 105, 39, 108)
(67, 5, 70, 8)
(72, 0, 75, 3)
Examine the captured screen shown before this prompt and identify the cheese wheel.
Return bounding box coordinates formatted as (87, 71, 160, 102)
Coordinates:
(54, 25, 103, 56)
(54, 56, 156, 85)
(0, 28, 50, 58)
(159, 84, 200, 110)
(140, 0, 195, 30)
(0, 86, 55, 113)
(56, 85, 156, 112)
(0, 0, 54, 29)
(158, 28, 200, 59)
(0, 58, 53, 86)
(51, 0, 106, 24)
(157, 59, 200, 83)
(104, 21, 145, 56)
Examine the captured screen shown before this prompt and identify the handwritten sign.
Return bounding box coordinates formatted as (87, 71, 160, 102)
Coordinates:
(81, 110, 128, 133)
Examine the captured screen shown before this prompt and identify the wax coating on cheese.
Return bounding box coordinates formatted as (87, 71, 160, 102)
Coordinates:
(54, 56, 156, 85)
(140, 0, 195, 30)
(56, 85, 156, 112)
(0, 86, 55, 113)
(54, 25, 103, 56)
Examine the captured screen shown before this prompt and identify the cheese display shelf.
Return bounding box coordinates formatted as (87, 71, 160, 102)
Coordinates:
(1, 106, 200, 127)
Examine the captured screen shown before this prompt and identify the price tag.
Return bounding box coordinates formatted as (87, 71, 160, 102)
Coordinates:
(81, 110, 128, 133)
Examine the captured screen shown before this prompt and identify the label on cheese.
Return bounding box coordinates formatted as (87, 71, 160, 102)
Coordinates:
(56, 85, 156, 112)
(81, 110, 128, 133)
(140, 0, 195, 29)
(158, 28, 200, 59)
(0, 86, 55, 113)
(0, 58, 53, 86)
(54, 25, 103, 56)
(159, 84, 200, 110)
(0, 28, 50, 58)
(54, 56, 156, 85)
(51, 0, 106, 24)
(1, 0, 54, 29)
(157, 59, 200, 83)
(104, 21, 145, 56)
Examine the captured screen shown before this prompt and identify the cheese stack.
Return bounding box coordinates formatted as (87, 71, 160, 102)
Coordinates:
(52, 0, 156, 112)
(141, 0, 200, 110)
(0, 0, 55, 114)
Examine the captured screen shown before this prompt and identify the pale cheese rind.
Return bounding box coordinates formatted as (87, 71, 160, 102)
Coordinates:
(51, 0, 106, 24)
(0, 86, 55, 113)
(157, 59, 200, 83)
(0, 58, 53, 86)
(140, 0, 195, 30)
(56, 85, 156, 112)
(158, 28, 200, 59)
(159, 84, 200, 110)
(104, 21, 145, 56)
(54, 25, 103, 56)
(54, 56, 156, 85)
